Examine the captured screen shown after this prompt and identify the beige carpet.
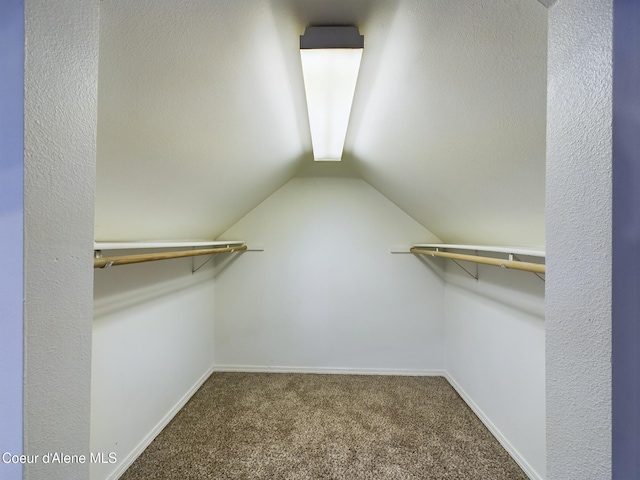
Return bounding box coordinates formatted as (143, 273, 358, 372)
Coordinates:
(120, 373, 528, 479)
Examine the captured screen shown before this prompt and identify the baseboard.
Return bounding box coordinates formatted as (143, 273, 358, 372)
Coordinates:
(444, 372, 544, 480)
(108, 365, 215, 480)
(212, 364, 444, 376)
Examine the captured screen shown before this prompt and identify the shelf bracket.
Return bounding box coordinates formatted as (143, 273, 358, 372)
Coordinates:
(451, 250, 479, 281)
(425, 247, 479, 280)
(191, 244, 236, 274)
(513, 254, 545, 282)
(192, 254, 216, 274)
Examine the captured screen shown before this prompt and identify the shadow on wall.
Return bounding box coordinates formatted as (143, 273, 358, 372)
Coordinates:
(412, 254, 447, 281)
(213, 250, 248, 280)
(93, 252, 217, 319)
(444, 258, 545, 319)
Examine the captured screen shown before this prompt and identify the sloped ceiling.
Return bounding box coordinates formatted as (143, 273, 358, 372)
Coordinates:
(95, 0, 547, 246)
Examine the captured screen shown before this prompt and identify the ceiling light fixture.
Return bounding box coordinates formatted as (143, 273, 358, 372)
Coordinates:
(300, 26, 364, 161)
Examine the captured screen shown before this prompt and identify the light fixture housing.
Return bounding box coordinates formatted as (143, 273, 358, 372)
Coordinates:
(300, 26, 364, 161)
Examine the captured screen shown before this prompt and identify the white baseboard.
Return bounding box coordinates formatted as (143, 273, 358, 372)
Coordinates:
(444, 372, 543, 480)
(213, 364, 445, 377)
(108, 365, 215, 480)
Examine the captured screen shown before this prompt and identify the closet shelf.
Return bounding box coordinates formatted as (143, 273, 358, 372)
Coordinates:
(411, 244, 545, 258)
(94, 240, 244, 250)
(93, 241, 247, 269)
(410, 244, 545, 275)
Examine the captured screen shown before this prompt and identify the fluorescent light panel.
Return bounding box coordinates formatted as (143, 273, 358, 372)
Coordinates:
(300, 27, 363, 161)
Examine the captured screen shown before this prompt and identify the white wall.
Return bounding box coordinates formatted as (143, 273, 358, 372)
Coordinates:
(546, 1, 613, 478)
(91, 256, 217, 480)
(214, 176, 445, 373)
(23, 1, 99, 479)
(444, 259, 545, 479)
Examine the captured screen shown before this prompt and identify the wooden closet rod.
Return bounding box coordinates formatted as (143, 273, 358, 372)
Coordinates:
(94, 245, 247, 269)
(410, 247, 545, 274)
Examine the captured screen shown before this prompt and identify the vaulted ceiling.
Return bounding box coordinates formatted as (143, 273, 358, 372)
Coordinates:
(95, 0, 547, 247)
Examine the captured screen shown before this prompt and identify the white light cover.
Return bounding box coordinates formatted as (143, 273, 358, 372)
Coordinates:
(300, 48, 363, 161)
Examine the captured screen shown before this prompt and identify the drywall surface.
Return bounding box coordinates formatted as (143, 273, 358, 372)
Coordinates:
(92, 256, 216, 480)
(0, 1, 24, 479)
(95, 0, 548, 248)
(95, 0, 305, 241)
(546, 0, 613, 478)
(215, 176, 445, 372)
(351, 0, 547, 246)
(444, 261, 545, 479)
(23, 1, 99, 479)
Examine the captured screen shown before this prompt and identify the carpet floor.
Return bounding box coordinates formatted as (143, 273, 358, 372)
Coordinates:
(120, 373, 528, 479)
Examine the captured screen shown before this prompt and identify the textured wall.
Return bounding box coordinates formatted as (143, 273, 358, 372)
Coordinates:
(92, 257, 216, 479)
(546, 0, 613, 478)
(0, 1, 24, 479)
(23, 1, 99, 479)
(214, 176, 445, 373)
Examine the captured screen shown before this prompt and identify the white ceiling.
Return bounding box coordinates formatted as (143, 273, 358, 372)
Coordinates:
(95, 0, 548, 247)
